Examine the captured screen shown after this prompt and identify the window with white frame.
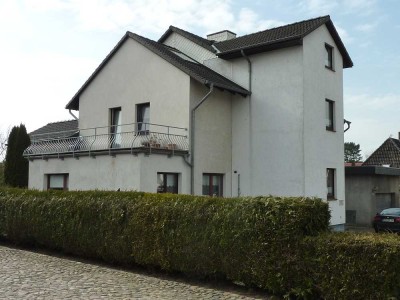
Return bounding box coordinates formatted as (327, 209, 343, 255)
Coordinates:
(47, 174, 69, 191)
(325, 43, 334, 70)
(137, 103, 150, 134)
(110, 107, 122, 148)
(326, 168, 335, 199)
(325, 99, 335, 131)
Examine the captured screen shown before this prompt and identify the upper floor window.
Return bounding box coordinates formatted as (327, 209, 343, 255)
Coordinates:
(325, 43, 334, 70)
(325, 99, 335, 131)
(110, 107, 122, 148)
(47, 174, 69, 191)
(157, 172, 178, 193)
(202, 173, 223, 197)
(137, 103, 150, 134)
(326, 168, 335, 200)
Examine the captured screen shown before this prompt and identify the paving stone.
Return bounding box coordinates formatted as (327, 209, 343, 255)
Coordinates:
(0, 244, 268, 299)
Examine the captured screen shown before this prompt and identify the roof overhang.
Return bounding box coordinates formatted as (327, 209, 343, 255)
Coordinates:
(66, 31, 249, 111)
(217, 38, 303, 59)
(345, 166, 400, 176)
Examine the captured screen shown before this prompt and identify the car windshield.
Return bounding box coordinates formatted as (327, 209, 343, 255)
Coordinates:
(380, 208, 400, 216)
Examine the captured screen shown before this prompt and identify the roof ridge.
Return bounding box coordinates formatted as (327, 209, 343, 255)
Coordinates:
(389, 137, 400, 151)
(46, 119, 77, 125)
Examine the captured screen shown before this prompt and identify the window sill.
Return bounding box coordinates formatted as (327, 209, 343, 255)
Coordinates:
(327, 197, 337, 201)
(326, 128, 336, 132)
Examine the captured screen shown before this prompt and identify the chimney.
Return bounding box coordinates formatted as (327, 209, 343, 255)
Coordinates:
(207, 30, 236, 42)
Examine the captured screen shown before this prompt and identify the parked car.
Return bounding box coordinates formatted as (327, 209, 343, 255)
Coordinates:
(373, 208, 400, 233)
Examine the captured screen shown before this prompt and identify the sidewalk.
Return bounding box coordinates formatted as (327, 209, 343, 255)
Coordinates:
(0, 244, 268, 299)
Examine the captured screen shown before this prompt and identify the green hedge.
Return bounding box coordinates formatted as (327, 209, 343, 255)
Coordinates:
(305, 232, 400, 300)
(0, 188, 329, 295)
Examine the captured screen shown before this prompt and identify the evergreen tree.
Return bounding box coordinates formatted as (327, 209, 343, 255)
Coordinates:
(4, 124, 31, 187)
(344, 142, 362, 163)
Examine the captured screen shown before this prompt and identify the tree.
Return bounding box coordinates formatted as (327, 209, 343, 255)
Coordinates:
(4, 124, 31, 187)
(344, 142, 362, 163)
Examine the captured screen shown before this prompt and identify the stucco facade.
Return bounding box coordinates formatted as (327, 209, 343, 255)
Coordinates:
(26, 16, 352, 228)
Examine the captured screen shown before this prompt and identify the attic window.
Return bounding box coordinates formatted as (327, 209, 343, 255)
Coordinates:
(325, 43, 334, 70)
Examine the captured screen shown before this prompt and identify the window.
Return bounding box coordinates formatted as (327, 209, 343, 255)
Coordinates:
(137, 103, 150, 134)
(157, 173, 178, 193)
(47, 174, 69, 191)
(325, 99, 334, 131)
(110, 107, 122, 148)
(326, 168, 335, 199)
(325, 43, 334, 70)
(202, 173, 223, 197)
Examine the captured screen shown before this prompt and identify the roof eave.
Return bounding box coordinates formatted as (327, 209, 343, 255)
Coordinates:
(65, 32, 131, 111)
(324, 19, 353, 68)
(217, 38, 303, 59)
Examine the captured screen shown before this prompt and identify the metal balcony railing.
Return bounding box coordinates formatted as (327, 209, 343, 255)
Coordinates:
(24, 123, 188, 159)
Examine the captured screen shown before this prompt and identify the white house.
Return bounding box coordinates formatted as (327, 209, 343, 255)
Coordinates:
(25, 15, 353, 229)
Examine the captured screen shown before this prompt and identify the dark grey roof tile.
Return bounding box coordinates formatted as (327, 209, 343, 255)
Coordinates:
(30, 120, 78, 140)
(363, 138, 400, 168)
(158, 25, 216, 53)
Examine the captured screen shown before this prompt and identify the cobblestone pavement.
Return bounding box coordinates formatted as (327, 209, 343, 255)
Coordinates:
(0, 244, 269, 299)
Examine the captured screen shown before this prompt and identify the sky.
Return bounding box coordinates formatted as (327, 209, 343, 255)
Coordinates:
(0, 0, 399, 159)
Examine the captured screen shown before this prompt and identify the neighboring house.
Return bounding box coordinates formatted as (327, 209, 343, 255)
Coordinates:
(363, 136, 400, 168)
(24, 15, 353, 229)
(345, 135, 400, 226)
(345, 166, 400, 226)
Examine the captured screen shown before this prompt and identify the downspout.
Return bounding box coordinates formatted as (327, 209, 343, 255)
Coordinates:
(240, 50, 252, 91)
(189, 83, 214, 195)
(240, 50, 252, 194)
(69, 109, 78, 120)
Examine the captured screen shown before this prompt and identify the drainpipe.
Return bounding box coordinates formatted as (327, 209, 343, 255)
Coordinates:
(190, 83, 214, 195)
(240, 50, 252, 194)
(69, 109, 78, 120)
(240, 50, 252, 92)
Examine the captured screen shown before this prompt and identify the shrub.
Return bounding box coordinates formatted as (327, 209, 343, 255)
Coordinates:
(0, 188, 329, 295)
(305, 232, 400, 300)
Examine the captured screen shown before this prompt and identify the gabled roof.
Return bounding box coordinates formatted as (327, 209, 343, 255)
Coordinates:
(215, 16, 353, 68)
(158, 25, 217, 54)
(29, 120, 78, 141)
(66, 32, 249, 110)
(158, 16, 353, 68)
(363, 138, 400, 168)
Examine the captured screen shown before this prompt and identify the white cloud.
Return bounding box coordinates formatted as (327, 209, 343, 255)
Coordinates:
(335, 25, 353, 44)
(0, 49, 97, 133)
(22, 0, 283, 36)
(355, 22, 378, 33)
(298, 0, 339, 15)
(298, 0, 378, 17)
(342, 0, 377, 16)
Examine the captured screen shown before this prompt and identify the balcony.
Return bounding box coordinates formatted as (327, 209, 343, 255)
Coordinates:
(24, 123, 189, 160)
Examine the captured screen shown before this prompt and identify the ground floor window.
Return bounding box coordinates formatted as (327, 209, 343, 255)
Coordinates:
(47, 174, 69, 191)
(202, 173, 223, 197)
(326, 168, 335, 199)
(157, 173, 178, 194)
